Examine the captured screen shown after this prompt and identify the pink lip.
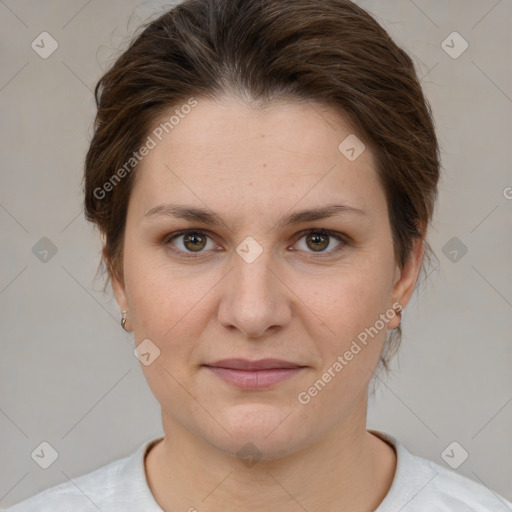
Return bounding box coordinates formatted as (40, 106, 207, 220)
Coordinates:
(203, 359, 307, 389)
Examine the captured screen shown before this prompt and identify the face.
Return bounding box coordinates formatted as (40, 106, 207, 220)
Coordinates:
(112, 96, 422, 459)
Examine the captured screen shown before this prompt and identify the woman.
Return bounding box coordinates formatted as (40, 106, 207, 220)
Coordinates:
(5, 0, 511, 510)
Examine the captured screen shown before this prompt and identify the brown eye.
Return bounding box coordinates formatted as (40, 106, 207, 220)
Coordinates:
(293, 229, 346, 255)
(165, 228, 347, 260)
(305, 232, 330, 252)
(182, 232, 207, 252)
(165, 230, 216, 257)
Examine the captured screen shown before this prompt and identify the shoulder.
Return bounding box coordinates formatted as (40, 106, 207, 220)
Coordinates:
(1, 457, 126, 512)
(370, 430, 512, 512)
(1, 438, 162, 512)
(417, 460, 512, 511)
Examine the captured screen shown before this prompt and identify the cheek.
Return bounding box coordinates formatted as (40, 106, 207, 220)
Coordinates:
(123, 238, 194, 332)
(124, 235, 395, 346)
(292, 273, 393, 420)
(299, 253, 395, 377)
(124, 254, 210, 417)
(122, 241, 223, 384)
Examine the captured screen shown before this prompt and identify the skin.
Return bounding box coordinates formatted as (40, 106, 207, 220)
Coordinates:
(111, 95, 424, 511)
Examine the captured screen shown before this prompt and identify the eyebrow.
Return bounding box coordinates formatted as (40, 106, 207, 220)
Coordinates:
(144, 203, 366, 228)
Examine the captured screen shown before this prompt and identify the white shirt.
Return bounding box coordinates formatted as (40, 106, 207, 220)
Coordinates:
(3, 429, 511, 511)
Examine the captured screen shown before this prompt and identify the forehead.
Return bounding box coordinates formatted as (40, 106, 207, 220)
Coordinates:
(130, 97, 386, 222)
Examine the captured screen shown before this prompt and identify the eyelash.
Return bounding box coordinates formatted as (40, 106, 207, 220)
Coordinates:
(163, 228, 348, 259)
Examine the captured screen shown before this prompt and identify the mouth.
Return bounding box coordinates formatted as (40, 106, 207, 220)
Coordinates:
(202, 358, 307, 389)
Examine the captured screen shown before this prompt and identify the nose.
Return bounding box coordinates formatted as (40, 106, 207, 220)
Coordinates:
(217, 247, 292, 340)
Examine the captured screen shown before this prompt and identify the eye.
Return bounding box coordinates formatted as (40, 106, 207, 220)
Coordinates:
(164, 230, 218, 257)
(164, 228, 347, 259)
(292, 229, 346, 256)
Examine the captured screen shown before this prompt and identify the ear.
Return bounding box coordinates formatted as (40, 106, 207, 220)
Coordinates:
(103, 244, 132, 332)
(388, 236, 425, 329)
(111, 271, 128, 308)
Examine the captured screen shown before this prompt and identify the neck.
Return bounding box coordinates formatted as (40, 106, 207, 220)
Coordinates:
(145, 392, 396, 512)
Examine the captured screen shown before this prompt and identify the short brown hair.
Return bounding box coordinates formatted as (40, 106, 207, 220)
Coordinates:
(84, 0, 440, 381)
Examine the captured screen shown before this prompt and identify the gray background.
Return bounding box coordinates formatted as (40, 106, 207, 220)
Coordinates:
(1, 0, 511, 507)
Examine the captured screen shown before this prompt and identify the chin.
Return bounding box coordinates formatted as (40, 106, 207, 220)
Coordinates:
(213, 431, 310, 463)
(204, 402, 314, 461)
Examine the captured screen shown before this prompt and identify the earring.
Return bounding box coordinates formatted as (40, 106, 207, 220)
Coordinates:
(121, 310, 128, 331)
(394, 303, 403, 329)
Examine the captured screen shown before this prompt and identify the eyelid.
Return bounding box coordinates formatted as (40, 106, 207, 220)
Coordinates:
(163, 229, 219, 257)
(292, 228, 347, 249)
(164, 228, 348, 258)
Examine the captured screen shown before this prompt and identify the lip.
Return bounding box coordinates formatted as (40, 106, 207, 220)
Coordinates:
(203, 358, 307, 389)
(206, 358, 304, 370)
